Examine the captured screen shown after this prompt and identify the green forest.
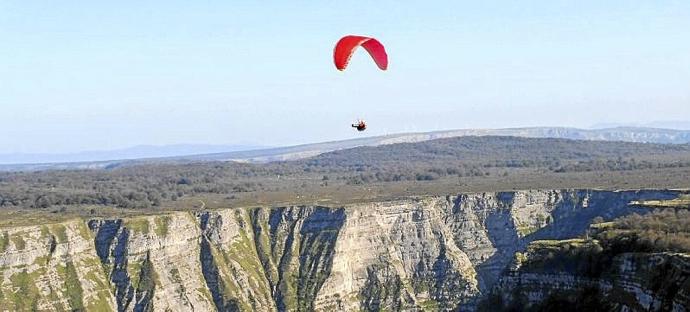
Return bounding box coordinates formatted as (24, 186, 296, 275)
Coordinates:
(1, 136, 689, 211)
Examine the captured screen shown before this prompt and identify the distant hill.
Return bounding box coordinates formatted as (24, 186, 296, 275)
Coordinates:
(217, 126, 690, 163)
(2, 135, 690, 211)
(0, 144, 266, 166)
(591, 120, 690, 130)
(2, 126, 690, 172)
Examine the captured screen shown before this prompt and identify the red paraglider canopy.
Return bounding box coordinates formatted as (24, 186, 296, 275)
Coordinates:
(334, 35, 388, 71)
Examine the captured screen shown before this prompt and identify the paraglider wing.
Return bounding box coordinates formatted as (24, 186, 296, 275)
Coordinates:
(334, 35, 388, 71)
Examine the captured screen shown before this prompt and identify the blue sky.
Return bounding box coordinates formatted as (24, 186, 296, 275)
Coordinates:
(1, 1, 689, 153)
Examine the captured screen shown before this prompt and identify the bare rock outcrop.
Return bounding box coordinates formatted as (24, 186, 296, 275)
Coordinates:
(0, 189, 684, 311)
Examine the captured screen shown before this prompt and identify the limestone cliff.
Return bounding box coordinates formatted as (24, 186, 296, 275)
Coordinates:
(0, 220, 115, 311)
(0, 189, 684, 311)
(487, 241, 690, 311)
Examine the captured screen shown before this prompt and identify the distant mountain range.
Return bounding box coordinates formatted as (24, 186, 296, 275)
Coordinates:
(0, 144, 266, 166)
(2, 126, 690, 172)
(591, 120, 690, 130)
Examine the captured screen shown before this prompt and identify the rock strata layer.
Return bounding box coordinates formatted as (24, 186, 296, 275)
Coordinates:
(0, 189, 683, 311)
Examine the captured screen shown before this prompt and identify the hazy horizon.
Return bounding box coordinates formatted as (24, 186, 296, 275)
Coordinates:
(3, 124, 690, 165)
(2, 1, 689, 154)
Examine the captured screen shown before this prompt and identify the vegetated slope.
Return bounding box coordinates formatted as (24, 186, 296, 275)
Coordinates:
(208, 126, 690, 163)
(483, 209, 690, 311)
(0, 189, 685, 311)
(2, 126, 690, 172)
(301, 135, 690, 171)
(1, 136, 690, 216)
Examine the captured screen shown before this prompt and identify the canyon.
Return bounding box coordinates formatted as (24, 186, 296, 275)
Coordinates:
(0, 189, 686, 311)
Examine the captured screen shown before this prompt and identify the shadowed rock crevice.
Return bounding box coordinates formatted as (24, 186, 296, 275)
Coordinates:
(250, 208, 280, 296)
(132, 252, 156, 312)
(109, 227, 135, 312)
(474, 206, 520, 292)
(528, 190, 678, 241)
(249, 206, 346, 311)
(430, 244, 470, 309)
(296, 207, 346, 311)
(88, 219, 123, 264)
(199, 235, 240, 312)
(360, 264, 404, 311)
(91, 221, 161, 312)
(273, 209, 301, 311)
(197, 211, 241, 312)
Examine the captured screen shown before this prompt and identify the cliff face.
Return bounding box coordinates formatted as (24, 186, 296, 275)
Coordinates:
(0, 189, 683, 311)
(490, 244, 690, 311)
(0, 220, 115, 311)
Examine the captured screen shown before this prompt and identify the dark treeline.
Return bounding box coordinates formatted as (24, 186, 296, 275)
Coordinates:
(2, 136, 690, 209)
(0, 163, 268, 209)
(518, 210, 690, 276)
(299, 136, 690, 183)
(601, 209, 690, 253)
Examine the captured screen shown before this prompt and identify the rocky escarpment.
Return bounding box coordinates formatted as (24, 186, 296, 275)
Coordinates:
(0, 189, 683, 311)
(486, 240, 690, 311)
(0, 220, 115, 311)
